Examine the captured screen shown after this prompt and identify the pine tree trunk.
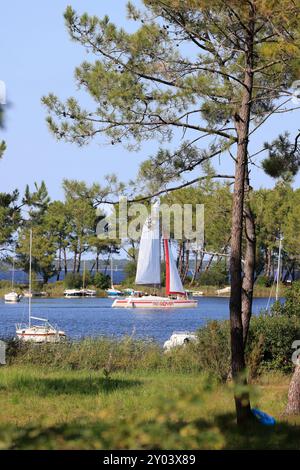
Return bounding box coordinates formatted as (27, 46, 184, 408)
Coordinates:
(96, 251, 100, 272)
(204, 254, 214, 272)
(63, 247, 68, 275)
(57, 246, 62, 281)
(285, 365, 300, 415)
(265, 248, 272, 280)
(190, 251, 198, 285)
(229, 16, 255, 424)
(242, 171, 256, 347)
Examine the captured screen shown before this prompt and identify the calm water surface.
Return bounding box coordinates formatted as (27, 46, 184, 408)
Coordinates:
(0, 296, 278, 344)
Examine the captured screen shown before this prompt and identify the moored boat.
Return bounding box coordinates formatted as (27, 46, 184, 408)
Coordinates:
(106, 287, 123, 297)
(113, 295, 197, 308)
(4, 292, 21, 303)
(163, 331, 197, 350)
(64, 289, 83, 298)
(4, 257, 21, 303)
(16, 319, 66, 343)
(112, 201, 198, 309)
(15, 229, 66, 343)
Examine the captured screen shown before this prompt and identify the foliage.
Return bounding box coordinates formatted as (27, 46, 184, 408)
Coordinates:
(262, 133, 300, 180)
(270, 282, 300, 318)
(199, 264, 228, 287)
(93, 272, 110, 289)
(247, 315, 300, 374)
(64, 272, 83, 289)
(0, 191, 20, 257)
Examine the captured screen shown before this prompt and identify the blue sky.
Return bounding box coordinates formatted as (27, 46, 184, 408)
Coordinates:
(1, 0, 300, 201)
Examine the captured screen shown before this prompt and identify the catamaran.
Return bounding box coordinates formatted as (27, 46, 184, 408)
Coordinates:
(112, 202, 197, 309)
(16, 229, 66, 343)
(4, 257, 21, 303)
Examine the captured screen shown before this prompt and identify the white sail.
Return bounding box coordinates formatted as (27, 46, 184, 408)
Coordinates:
(165, 239, 185, 295)
(135, 201, 161, 285)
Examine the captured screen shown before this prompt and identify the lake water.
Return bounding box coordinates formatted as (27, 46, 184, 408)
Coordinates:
(0, 296, 276, 344)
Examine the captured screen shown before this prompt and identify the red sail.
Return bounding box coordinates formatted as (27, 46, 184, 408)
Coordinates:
(164, 238, 170, 296)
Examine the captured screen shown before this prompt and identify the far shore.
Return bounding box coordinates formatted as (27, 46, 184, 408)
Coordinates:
(0, 280, 286, 300)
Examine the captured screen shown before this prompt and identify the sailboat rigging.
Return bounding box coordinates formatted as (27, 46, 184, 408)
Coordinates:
(16, 229, 66, 342)
(106, 250, 123, 297)
(112, 201, 197, 308)
(4, 256, 21, 303)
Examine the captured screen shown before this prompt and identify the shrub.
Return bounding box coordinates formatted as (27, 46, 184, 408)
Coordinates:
(247, 315, 300, 374)
(282, 281, 300, 317)
(64, 273, 82, 289)
(255, 275, 273, 288)
(93, 272, 110, 289)
(199, 265, 228, 287)
(194, 321, 231, 381)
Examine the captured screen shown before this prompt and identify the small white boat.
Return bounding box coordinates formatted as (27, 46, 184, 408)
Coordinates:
(163, 331, 197, 351)
(112, 201, 198, 309)
(4, 292, 21, 303)
(4, 257, 21, 303)
(106, 287, 123, 297)
(191, 290, 204, 297)
(16, 318, 66, 343)
(81, 288, 96, 297)
(64, 288, 96, 298)
(64, 289, 83, 298)
(16, 229, 66, 343)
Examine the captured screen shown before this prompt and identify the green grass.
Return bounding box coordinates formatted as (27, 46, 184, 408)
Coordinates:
(0, 366, 300, 449)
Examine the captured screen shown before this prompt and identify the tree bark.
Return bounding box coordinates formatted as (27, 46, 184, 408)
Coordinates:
(265, 248, 272, 280)
(242, 170, 256, 347)
(285, 364, 300, 415)
(63, 247, 68, 275)
(229, 11, 255, 425)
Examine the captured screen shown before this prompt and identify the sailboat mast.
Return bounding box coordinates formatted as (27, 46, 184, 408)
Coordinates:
(29, 229, 32, 327)
(276, 235, 283, 301)
(82, 260, 86, 290)
(164, 238, 170, 296)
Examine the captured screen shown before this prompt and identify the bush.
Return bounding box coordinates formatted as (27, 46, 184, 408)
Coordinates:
(247, 315, 300, 374)
(282, 281, 300, 317)
(199, 265, 228, 287)
(194, 321, 231, 381)
(93, 272, 110, 289)
(64, 273, 82, 289)
(4, 312, 300, 379)
(256, 275, 273, 288)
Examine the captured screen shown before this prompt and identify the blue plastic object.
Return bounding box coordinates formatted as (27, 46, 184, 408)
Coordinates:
(251, 408, 276, 426)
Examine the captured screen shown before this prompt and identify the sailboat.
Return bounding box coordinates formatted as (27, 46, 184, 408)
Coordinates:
(112, 202, 197, 309)
(106, 253, 123, 297)
(64, 261, 96, 298)
(81, 260, 96, 297)
(16, 229, 66, 343)
(4, 257, 21, 303)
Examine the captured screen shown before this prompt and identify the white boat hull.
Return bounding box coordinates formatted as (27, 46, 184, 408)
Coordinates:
(112, 295, 197, 309)
(16, 325, 66, 343)
(4, 292, 21, 303)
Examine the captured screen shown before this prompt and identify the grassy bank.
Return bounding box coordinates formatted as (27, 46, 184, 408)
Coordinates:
(0, 366, 299, 449)
(1, 280, 284, 299)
